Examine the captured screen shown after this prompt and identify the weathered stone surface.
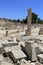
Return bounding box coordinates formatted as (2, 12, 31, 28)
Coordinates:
(10, 49, 27, 63)
(34, 43, 41, 55)
(4, 45, 21, 53)
(21, 41, 37, 61)
(26, 8, 32, 35)
(2, 40, 18, 47)
(37, 54, 43, 63)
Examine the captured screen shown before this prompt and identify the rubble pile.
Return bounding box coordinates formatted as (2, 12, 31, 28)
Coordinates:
(0, 35, 43, 65)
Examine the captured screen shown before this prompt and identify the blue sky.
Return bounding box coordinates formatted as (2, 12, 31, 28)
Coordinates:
(0, 0, 43, 20)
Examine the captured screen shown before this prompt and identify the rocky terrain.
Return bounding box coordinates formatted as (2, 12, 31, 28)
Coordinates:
(0, 8, 43, 65)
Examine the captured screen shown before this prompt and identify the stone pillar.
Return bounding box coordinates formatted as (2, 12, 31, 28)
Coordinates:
(5, 28, 8, 36)
(26, 8, 32, 35)
(6, 30, 8, 36)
